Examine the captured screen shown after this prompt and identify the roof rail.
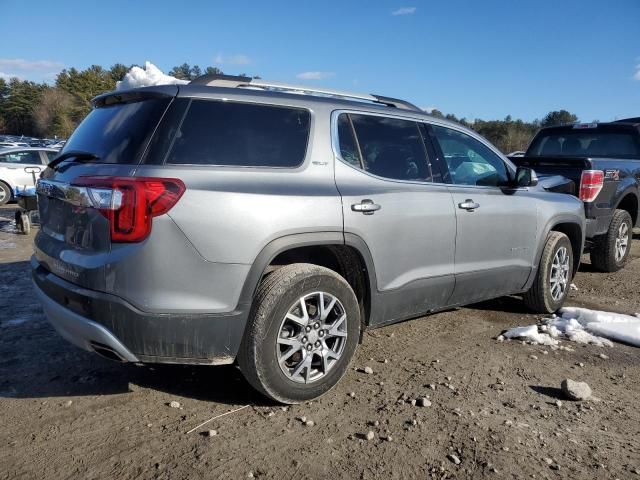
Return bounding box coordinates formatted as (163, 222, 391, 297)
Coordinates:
(189, 74, 422, 112)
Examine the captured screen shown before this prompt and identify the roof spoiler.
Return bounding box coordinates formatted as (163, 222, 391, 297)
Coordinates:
(189, 74, 422, 112)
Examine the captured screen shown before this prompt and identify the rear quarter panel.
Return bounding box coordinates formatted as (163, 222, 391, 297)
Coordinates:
(133, 104, 343, 265)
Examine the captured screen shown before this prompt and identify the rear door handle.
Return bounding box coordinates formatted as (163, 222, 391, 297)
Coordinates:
(458, 199, 480, 211)
(351, 199, 381, 215)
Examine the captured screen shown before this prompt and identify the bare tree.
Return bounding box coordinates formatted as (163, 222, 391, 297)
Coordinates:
(33, 88, 76, 138)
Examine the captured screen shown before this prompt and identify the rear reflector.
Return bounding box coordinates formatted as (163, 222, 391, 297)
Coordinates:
(578, 170, 604, 202)
(72, 176, 185, 242)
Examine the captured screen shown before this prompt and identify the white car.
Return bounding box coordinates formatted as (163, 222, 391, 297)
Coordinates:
(0, 147, 58, 205)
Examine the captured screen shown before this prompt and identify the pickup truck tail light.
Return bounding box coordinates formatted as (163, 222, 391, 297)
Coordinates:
(71, 176, 186, 242)
(579, 170, 604, 202)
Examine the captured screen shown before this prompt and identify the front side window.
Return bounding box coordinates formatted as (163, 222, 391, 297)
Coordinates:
(342, 113, 431, 182)
(432, 125, 509, 187)
(165, 100, 310, 167)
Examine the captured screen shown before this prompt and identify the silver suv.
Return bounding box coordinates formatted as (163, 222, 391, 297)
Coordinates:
(33, 75, 585, 403)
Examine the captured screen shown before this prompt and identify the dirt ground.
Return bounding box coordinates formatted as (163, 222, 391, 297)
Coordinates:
(1, 203, 639, 480)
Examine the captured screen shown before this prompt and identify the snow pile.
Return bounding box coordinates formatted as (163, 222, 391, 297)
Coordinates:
(501, 306, 640, 348)
(116, 61, 188, 91)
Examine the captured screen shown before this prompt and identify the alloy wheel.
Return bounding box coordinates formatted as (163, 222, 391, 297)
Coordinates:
(276, 291, 348, 384)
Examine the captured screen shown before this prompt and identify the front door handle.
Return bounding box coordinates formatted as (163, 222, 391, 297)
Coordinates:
(458, 199, 480, 211)
(352, 199, 381, 215)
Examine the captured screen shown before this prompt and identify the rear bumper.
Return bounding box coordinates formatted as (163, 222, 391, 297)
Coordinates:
(32, 258, 249, 365)
(34, 282, 139, 363)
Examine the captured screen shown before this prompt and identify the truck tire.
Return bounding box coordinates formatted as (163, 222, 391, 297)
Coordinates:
(523, 231, 573, 313)
(590, 209, 633, 272)
(0, 182, 11, 206)
(237, 263, 360, 404)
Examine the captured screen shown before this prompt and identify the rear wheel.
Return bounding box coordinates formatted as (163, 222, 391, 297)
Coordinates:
(523, 231, 573, 313)
(0, 182, 11, 206)
(590, 209, 633, 272)
(237, 263, 360, 404)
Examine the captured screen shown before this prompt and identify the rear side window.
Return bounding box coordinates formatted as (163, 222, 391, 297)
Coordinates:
(339, 113, 431, 182)
(528, 130, 640, 158)
(165, 100, 310, 167)
(61, 98, 171, 164)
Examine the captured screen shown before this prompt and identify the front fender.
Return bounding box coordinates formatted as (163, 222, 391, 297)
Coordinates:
(523, 211, 585, 291)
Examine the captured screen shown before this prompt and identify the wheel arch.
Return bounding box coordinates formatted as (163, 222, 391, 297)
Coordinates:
(238, 232, 378, 333)
(549, 221, 583, 276)
(615, 190, 639, 226)
(525, 215, 584, 291)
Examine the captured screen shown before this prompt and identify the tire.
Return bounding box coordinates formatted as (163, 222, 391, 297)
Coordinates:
(0, 182, 11, 206)
(590, 209, 633, 272)
(20, 213, 30, 235)
(237, 263, 360, 404)
(523, 231, 573, 313)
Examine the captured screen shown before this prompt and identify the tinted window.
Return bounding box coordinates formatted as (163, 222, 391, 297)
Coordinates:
(348, 114, 431, 181)
(61, 98, 170, 164)
(0, 151, 42, 165)
(528, 130, 640, 158)
(44, 151, 57, 163)
(165, 100, 310, 167)
(337, 114, 361, 168)
(432, 125, 508, 187)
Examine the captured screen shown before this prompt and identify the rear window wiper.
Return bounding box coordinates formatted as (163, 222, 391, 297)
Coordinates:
(48, 150, 100, 171)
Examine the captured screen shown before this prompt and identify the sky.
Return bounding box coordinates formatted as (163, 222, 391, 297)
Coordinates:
(2, 0, 639, 122)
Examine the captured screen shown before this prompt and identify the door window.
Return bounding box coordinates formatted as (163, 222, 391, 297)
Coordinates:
(338, 113, 432, 182)
(432, 125, 509, 187)
(0, 151, 42, 165)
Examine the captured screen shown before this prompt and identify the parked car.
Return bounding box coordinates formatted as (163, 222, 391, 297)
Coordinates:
(511, 119, 640, 272)
(33, 77, 585, 403)
(0, 141, 30, 148)
(0, 147, 58, 205)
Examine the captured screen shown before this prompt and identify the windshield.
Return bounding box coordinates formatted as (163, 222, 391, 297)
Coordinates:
(60, 98, 171, 164)
(528, 130, 640, 159)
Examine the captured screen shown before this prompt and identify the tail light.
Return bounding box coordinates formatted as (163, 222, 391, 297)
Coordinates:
(578, 170, 604, 202)
(72, 176, 185, 242)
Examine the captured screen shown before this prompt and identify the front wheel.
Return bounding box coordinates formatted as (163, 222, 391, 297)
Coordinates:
(237, 263, 360, 404)
(523, 231, 573, 313)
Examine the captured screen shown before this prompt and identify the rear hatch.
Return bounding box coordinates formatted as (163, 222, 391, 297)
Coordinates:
(34, 86, 178, 289)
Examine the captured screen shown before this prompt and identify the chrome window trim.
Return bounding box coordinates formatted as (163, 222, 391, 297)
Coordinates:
(330, 109, 519, 190)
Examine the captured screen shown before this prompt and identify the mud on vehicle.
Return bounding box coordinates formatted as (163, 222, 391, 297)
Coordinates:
(33, 75, 585, 403)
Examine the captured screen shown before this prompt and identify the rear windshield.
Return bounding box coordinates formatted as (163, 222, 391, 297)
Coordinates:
(163, 99, 310, 167)
(60, 98, 171, 164)
(528, 130, 640, 158)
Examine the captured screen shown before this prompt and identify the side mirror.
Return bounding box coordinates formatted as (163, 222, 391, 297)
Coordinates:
(515, 166, 538, 187)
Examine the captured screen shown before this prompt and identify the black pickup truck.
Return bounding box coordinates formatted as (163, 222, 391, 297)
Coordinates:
(512, 118, 640, 272)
